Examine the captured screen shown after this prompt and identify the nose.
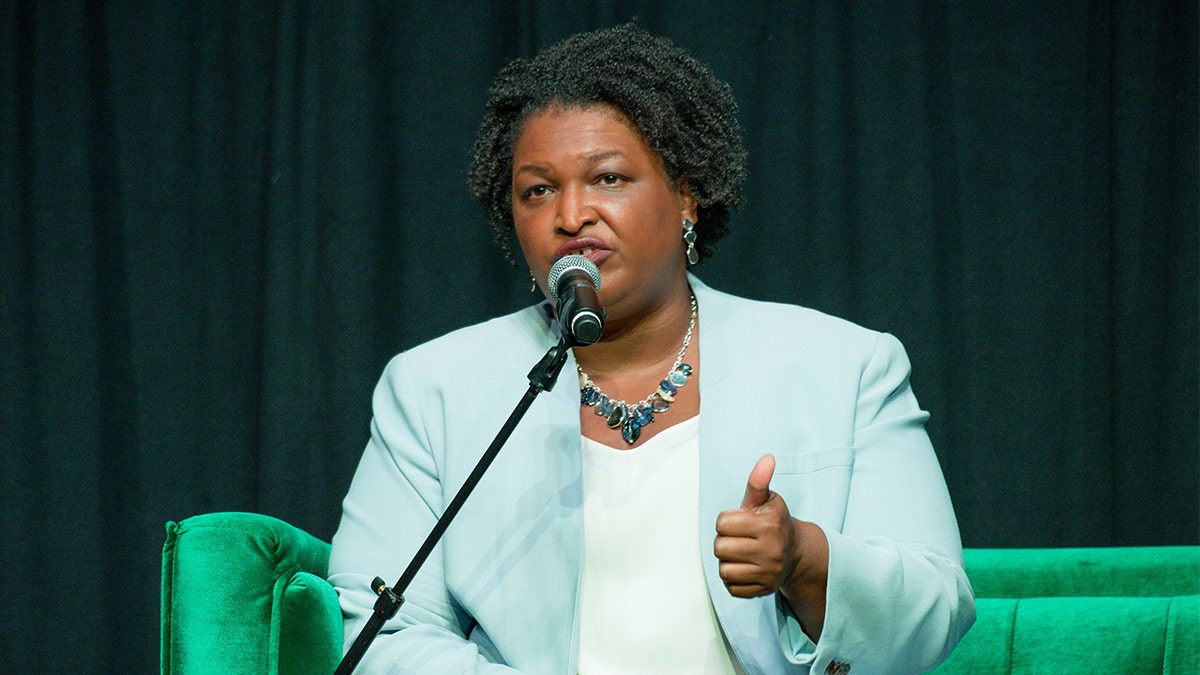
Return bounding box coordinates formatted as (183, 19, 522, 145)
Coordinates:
(555, 183, 597, 235)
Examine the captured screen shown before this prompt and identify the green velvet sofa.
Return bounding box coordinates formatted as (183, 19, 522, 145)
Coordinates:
(160, 511, 1199, 674)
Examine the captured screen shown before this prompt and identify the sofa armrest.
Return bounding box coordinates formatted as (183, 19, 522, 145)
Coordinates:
(161, 512, 342, 675)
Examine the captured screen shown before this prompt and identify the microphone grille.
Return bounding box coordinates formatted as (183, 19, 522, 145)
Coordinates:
(547, 255, 601, 301)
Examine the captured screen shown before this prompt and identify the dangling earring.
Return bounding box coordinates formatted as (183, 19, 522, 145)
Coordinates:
(529, 270, 538, 293)
(682, 219, 699, 265)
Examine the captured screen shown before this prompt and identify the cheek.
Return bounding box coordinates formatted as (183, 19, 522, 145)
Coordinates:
(512, 227, 534, 261)
(631, 201, 684, 251)
(511, 218, 544, 269)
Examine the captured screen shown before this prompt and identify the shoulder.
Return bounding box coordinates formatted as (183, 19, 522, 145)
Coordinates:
(381, 303, 556, 388)
(692, 276, 890, 361)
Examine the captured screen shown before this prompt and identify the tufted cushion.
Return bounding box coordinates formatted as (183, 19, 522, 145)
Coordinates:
(933, 547, 1200, 674)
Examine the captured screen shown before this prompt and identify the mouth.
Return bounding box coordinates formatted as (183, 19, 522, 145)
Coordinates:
(555, 238, 609, 263)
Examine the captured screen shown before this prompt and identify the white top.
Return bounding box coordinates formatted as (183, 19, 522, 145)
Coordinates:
(577, 416, 745, 675)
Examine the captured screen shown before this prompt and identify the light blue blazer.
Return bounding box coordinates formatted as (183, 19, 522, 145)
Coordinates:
(329, 276, 975, 674)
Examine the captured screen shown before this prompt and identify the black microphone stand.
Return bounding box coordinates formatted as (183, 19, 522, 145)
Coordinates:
(333, 336, 574, 675)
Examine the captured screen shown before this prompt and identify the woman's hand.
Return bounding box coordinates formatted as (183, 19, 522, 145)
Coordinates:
(714, 454, 829, 640)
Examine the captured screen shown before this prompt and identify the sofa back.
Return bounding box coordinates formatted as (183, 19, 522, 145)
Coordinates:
(966, 546, 1199, 597)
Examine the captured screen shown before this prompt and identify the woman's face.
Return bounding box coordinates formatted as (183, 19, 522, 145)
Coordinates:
(510, 104, 697, 321)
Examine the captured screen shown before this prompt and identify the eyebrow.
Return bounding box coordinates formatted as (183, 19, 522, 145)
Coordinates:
(514, 150, 628, 177)
(582, 150, 625, 164)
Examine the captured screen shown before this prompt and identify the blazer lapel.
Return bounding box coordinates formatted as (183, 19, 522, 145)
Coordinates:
(693, 277, 798, 674)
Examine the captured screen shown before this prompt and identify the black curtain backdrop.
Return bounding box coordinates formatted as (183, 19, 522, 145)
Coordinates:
(2, 1, 1196, 672)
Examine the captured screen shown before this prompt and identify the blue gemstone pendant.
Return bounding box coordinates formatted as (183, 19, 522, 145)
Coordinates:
(621, 414, 642, 443)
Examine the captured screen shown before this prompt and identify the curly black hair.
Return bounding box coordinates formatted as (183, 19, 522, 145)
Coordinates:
(468, 23, 747, 265)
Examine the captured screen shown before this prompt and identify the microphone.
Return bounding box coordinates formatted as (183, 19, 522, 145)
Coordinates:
(547, 255, 605, 346)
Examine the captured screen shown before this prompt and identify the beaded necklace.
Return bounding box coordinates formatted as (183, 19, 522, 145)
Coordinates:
(577, 294, 697, 444)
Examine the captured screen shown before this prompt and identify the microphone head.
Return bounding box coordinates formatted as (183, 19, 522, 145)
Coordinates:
(547, 255, 601, 300)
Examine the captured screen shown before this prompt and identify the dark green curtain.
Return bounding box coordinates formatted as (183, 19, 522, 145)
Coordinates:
(2, 1, 1195, 672)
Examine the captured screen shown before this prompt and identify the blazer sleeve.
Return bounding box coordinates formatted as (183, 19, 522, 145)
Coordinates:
(328, 352, 521, 674)
(780, 333, 976, 675)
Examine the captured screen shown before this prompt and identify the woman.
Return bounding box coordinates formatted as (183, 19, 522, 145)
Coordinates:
(329, 24, 974, 675)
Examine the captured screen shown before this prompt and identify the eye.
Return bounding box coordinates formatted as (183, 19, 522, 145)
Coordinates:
(521, 184, 551, 200)
(597, 173, 624, 186)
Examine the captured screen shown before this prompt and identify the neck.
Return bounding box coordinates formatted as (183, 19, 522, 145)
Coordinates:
(572, 282, 695, 380)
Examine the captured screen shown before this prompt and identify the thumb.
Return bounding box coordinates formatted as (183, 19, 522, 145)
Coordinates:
(740, 454, 776, 509)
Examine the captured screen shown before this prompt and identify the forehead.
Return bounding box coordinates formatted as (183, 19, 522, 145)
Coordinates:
(511, 104, 662, 168)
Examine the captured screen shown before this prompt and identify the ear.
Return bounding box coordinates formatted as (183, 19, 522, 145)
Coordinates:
(676, 176, 699, 223)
